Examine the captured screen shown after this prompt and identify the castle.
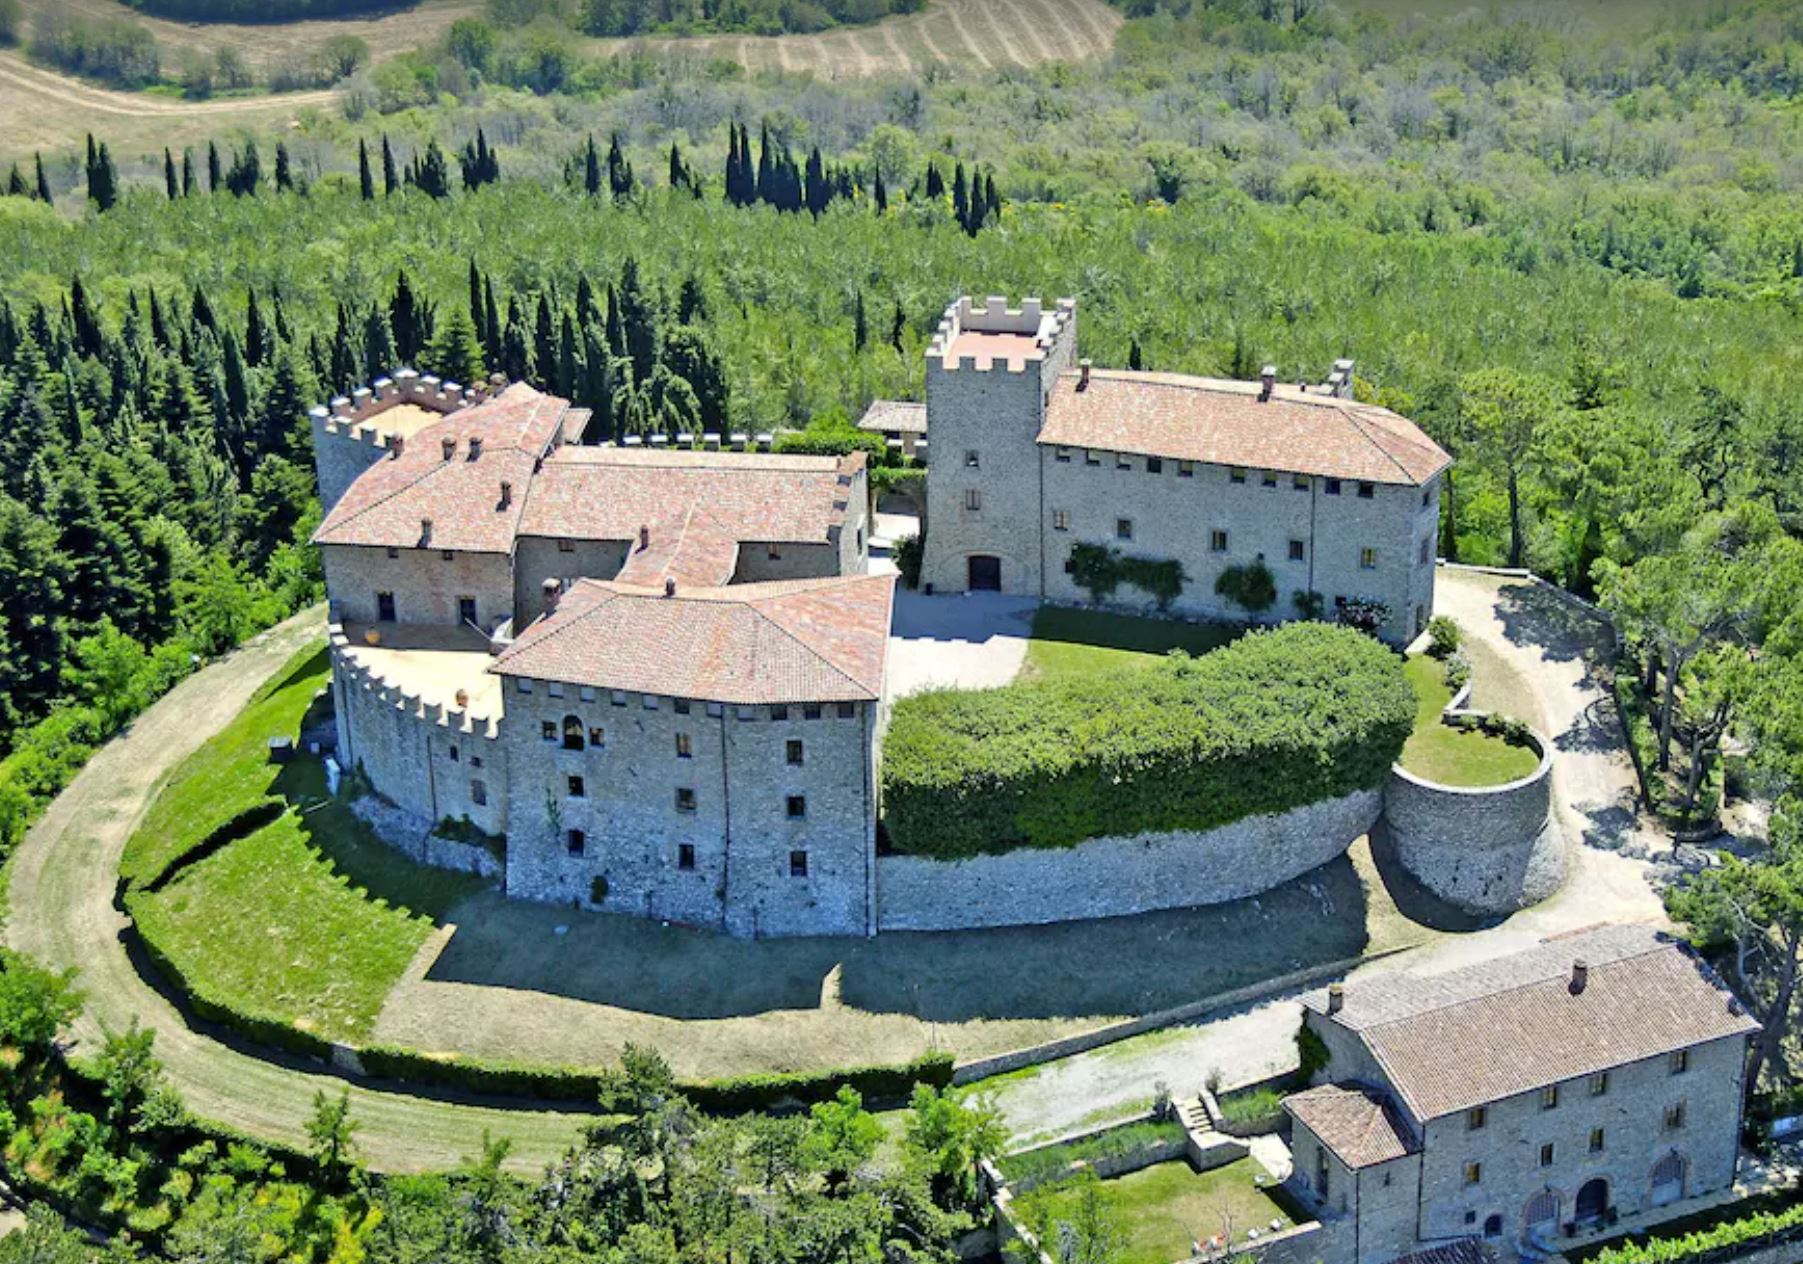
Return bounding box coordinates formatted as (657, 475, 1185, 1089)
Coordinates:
(311, 296, 1449, 938)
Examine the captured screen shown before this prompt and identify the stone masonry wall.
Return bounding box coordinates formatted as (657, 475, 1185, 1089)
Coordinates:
(512, 537, 630, 626)
(1381, 728, 1564, 915)
(875, 788, 1382, 931)
(323, 543, 514, 631)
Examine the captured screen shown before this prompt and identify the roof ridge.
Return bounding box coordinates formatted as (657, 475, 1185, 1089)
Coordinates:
(1334, 401, 1417, 484)
(1359, 939, 1673, 1033)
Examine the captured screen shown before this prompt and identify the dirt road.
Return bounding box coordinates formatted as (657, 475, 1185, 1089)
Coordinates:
(5, 607, 586, 1174)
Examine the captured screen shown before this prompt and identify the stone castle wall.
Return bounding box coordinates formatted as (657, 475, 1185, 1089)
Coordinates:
(874, 788, 1382, 932)
(323, 543, 514, 631)
(1381, 724, 1564, 915)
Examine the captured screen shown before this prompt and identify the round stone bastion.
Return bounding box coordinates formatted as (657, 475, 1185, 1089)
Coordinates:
(1379, 723, 1565, 916)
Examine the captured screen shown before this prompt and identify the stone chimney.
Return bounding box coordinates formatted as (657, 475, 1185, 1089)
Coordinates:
(1078, 358, 1092, 390)
(542, 577, 561, 615)
(1327, 982, 1345, 1015)
(498, 480, 513, 510)
(419, 517, 433, 545)
(390, 435, 405, 459)
(468, 435, 483, 461)
(638, 524, 651, 551)
(664, 577, 676, 597)
(1571, 959, 1589, 995)
(1259, 365, 1277, 403)
(1332, 358, 1356, 400)
(441, 437, 456, 461)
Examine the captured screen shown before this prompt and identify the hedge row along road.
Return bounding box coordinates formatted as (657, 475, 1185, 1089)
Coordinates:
(5, 605, 590, 1174)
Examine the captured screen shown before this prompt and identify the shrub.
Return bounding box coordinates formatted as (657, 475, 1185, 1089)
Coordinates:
(1069, 542, 1186, 610)
(893, 534, 924, 589)
(1215, 562, 1277, 614)
(881, 623, 1414, 859)
(995, 1118, 1185, 1186)
(1444, 650, 1472, 693)
(1216, 1085, 1285, 1134)
(1293, 589, 1325, 620)
(1336, 596, 1392, 636)
(1426, 615, 1462, 658)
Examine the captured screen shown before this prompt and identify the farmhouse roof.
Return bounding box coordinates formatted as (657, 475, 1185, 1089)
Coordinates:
(1299, 925, 1758, 1121)
(1283, 1083, 1418, 1169)
(313, 383, 570, 553)
(857, 399, 929, 435)
(1037, 369, 1450, 486)
(490, 574, 895, 705)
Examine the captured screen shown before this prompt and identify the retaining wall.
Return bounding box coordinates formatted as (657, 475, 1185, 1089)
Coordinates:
(1381, 716, 1565, 915)
(876, 788, 1382, 932)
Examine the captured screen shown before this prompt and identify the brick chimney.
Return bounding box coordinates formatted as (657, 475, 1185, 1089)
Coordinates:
(542, 577, 561, 615)
(1078, 358, 1092, 390)
(1570, 959, 1589, 994)
(390, 435, 405, 459)
(498, 480, 513, 510)
(441, 437, 456, 461)
(638, 524, 651, 551)
(419, 517, 433, 545)
(1259, 365, 1277, 403)
(468, 435, 483, 461)
(1327, 982, 1345, 1015)
(664, 577, 676, 597)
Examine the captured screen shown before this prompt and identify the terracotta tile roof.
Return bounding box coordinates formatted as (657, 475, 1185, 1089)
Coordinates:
(857, 400, 928, 435)
(314, 384, 569, 553)
(1284, 1083, 1418, 1169)
(518, 448, 861, 549)
(1392, 1241, 1495, 1264)
(1301, 926, 1758, 1121)
(489, 574, 895, 704)
(1038, 370, 1450, 486)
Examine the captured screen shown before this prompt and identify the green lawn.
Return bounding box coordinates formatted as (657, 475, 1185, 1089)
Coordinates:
(1021, 607, 1239, 680)
(123, 641, 483, 1042)
(1014, 1158, 1295, 1264)
(1399, 656, 1541, 788)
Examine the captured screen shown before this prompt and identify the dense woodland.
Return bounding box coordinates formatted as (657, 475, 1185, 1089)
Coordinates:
(4, 0, 1803, 1257)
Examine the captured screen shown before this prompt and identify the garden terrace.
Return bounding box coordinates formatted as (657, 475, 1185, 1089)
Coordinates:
(1398, 655, 1539, 788)
(335, 622, 503, 724)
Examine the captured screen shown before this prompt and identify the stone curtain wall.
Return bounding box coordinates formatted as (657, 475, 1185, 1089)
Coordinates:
(1381, 731, 1564, 915)
(322, 543, 514, 629)
(875, 788, 1382, 931)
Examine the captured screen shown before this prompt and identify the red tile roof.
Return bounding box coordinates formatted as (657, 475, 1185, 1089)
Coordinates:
(1038, 370, 1450, 486)
(1302, 926, 1759, 1121)
(314, 384, 570, 553)
(490, 574, 895, 704)
(1284, 1084, 1418, 1169)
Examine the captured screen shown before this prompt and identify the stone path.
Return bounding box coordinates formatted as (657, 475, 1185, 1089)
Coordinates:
(983, 569, 1668, 1140)
(4, 609, 587, 1174)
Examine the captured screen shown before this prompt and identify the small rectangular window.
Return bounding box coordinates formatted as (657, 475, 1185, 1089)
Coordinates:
(386, 546, 399, 560)
(1590, 1128, 1605, 1154)
(470, 755, 482, 769)
(1146, 456, 1163, 474)
(566, 829, 585, 856)
(675, 732, 692, 759)
(1085, 450, 1101, 466)
(611, 691, 627, 707)
(1178, 461, 1195, 478)
(588, 726, 605, 747)
(1541, 1085, 1559, 1111)
(642, 695, 658, 710)
(1261, 471, 1278, 488)
(1665, 1101, 1686, 1131)
(1358, 481, 1375, 499)
(965, 488, 981, 512)
(377, 591, 396, 622)
(470, 779, 487, 806)
(1539, 1143, 1554, 1167)
(965, 450, 980, 469)
(1116, 454, 1132, 471)
(1589, 1072, 1609, 1097)
(1053, 509, 1070, 532)
(1422, 487, 1433, 508)
(1289, 539, 1306, 562)
(786, 739, 804, 766)
(547, 681, 564, 699)
(674, 698, 691, 715)
(675, 788, 696, 813)
(677, 843, 696, 871)
(789, 849, 809, 878)
(1294, 474, 1310, 491)
(441, 549, 455, 561)
(1230, 467, 1247, 484)
(1420, 538, 1432, 565)
(1464, 1162, 1481, 1186)
(1055, 446, 1072, 463)
(1360, 547, 1378, 570)
(804, 704, 822, 721)
(836, 702, 855, 719)
(1116, 518, 1133, 541)
(706, 702, 723, 717)
(449, 745, 460, 763)
(541, 720, 557, 743)
(517, 678, 533, 694)
(567, 775, 585, 798)
(786, 794, 807, 819)
(1210, 529, 1229, 553)
(1325, 478, 1342, 496)
(771, 704, 789, 721)
(1670, 1049, 1689, 1075)
(558, 538, 576, 553)
(1466, 1107, 1486, 1131)
(580, 686, 597, 703)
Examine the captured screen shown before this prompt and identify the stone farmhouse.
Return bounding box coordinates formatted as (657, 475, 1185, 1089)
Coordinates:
(896, 297, 1450, 645)
(1284, 925, 1757, 1264)
(309, 370, 888, 937)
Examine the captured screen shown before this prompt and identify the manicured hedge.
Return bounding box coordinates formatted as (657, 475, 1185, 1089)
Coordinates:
(880, 623, 1414, 859)
(1591, 1196, 1803, 1263)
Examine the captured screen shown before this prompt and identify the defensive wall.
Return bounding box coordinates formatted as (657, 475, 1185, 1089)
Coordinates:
(874, 788, 1383, 932)
(310, 368, 506, 514)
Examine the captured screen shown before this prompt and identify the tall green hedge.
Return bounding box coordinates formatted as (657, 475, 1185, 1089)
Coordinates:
(880, 623, 1413, 859)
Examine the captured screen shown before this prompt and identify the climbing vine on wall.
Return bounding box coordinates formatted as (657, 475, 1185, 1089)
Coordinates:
(1068, 543, 1187, 611)
(1214, 561, 1277, 614)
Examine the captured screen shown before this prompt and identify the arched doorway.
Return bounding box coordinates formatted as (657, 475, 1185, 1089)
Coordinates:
(1483, 1214, 1503, 1240)
(967, 555, 1002, 591)
(1576, 1178, 1609, 1223)
(1523, 1190, 1560, 1238)
(1651, 1152, 1687, 1207)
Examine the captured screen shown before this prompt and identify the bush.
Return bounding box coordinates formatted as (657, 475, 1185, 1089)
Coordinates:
(881, 623, 1414, 859)
(30, 12, 160, 88)
(995, 1117, 1185, 1186)
(1215, 562, 1277, 614)
(1426, 615, 1462, 658)
(893, 534, 924, 589)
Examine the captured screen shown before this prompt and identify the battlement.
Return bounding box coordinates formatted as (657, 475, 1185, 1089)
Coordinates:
(927, 295, 1078, 374)
(329, 624, 502, 741)
(308, 367, 509, 450)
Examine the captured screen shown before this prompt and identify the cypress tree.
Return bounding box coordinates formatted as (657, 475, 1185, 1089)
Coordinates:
(381, 134, 398, 196)
(677, 274, 707, 325)
(148, 291, 170, 352)
(952, 162, 968, 228)
(607, 132, 632, 200)
(389, 271, 423, 363)
(85, 136, 118, 211)
(274, 142, 293, 192)
(221, 331, 250, 444)
(583, 134, 601, 196)
(4, 166, 24, 198)
(756, 123, 773, 206)
(557, 312, 578, 398)
(330, 302, 358, 391)
(874, 169, 887, 214)
(985, 172, 1000, 224)
(482, 277, 502, 371)
(576, 274, 599, 327)
(359, 139, 375, 200)
(181, 149, 195, 196)
(69, 276, 103, 359)
(534, 293, 557, 389)
(207, 141, 222, 194)
(35, 153, 52, 204)
(853, 290, 867, 353)
(891, 300, 906, 354)
(805, 146, 828, 217)
(501, 299, 531, 382)
(245, 290, 267, 367)
(468, 259, 486, 351)
(414, 141, 450, 199)
(363, 305, 396, 379)
(192, 285, 218, 337)
(164, 149, 178, 200)
(1129, 339, 1144, 371)
(925, 161, 944, 200)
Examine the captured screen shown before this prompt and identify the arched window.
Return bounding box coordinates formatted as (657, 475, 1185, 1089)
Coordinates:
(1575, 1178, 1609, 1223)
(562, 715, 584, 751)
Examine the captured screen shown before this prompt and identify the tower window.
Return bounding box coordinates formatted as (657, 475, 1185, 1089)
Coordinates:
(1325, 478, 1342, 496)
(1261, 471, 1278, 488)
(964, 449, 980, 469)
(675, 788, 696, 813)
(558, 538, 576, 553)
(786, 739, 804, 766)
(1289, 539, 1306, 562)
(787, 795, 807, 819)
(566, 829, 585, 856)
(1116, 518, 1133, 541)
(1293, 474, 1310, 491)
(1146, 457, 1163, 474)
(789, 849, 809, 877)
(1210, 530, 1229, 553)
(567, 775, 585, 798)
(1055, 446, 1072, 463)
(1230, 468, 1247, 484)
(1360, 547, 1378, 570)
(1053, 509, 1070, 531)
(677, 843, 696, 871)
(1357, 481, 1375, 499)
(965, 488, 981, 512)
(470, 779, 487, 806)
(675, 732, 693, 759)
